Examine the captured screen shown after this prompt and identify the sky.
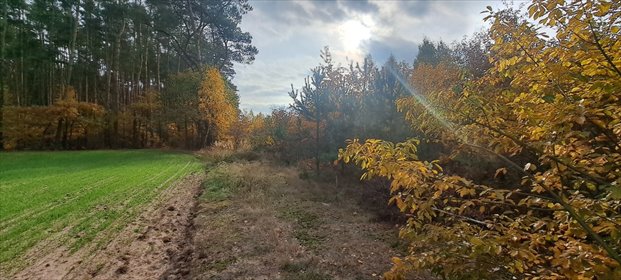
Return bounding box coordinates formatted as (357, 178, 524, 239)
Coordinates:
(233, 0, 520, 114)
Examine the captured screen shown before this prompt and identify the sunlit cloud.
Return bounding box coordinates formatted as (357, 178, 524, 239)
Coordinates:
(337, 15, 375, 60)
(234, 0, 512, 114)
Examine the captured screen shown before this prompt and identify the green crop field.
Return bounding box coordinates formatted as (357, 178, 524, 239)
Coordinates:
(0, 150, 203, 269)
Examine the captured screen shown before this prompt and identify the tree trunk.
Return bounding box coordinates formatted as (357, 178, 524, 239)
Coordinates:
(144, 35, 149, 91)
(132, 113, 138, 147)
(136, 24, 143, 97)
(315, 118, 320, 174)
(85, 76, 88, 102)
(156, 46, 161, 92)
(114, 19, 126, 111)
(183, 117, 188, 149)
(0, 0, 8, 148)
(62, 119, 70, 149)
(106, 51, 112, 107)
(66, 0, 80, 90)
(55, 118, 64, 149)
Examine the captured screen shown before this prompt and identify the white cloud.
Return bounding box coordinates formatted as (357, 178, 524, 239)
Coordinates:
(234, 0, 512, 114)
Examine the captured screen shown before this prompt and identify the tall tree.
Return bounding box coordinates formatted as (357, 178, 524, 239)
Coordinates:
(198, 67, 236, 147)
(1, 0, 256, 150)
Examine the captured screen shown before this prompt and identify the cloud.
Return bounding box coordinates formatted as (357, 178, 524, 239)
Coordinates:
(339, 0, 379, 14)
(234, 0, 508, 113)
(365, 36, 418, 64)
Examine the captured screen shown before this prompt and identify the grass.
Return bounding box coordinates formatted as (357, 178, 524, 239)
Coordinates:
(280, 208, 326, 249)
(0, 150, 202, 269)
(197, 148, 260, 168)
(206, 256, 238, 272)
(281, 261, 332, 280)
(201, 164, 244, 201)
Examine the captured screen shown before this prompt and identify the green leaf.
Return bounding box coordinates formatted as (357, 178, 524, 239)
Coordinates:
(608, 186, 621, 199)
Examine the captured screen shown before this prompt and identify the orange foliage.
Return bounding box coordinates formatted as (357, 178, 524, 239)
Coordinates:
(198, 68, 237, 143)
(3, 87, 105, 150)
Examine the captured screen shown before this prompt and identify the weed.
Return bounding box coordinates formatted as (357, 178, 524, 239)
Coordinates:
(299, 169, 310, 180)
(201, 166, 243, 201)
(280, 209, 325, 249)
(280, 209, 320, 229)
(281, 260, 332, 280)
(206, 256, 237, 272)
(285, 270, 332, 280)
(280, 261, 309, 273)
(251, 244, 273, 256)
(294, 230, 326, 249)
(230, 151, 260, 162)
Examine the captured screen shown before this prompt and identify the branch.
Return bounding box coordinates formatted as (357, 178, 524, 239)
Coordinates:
(432, 206, 488, 226)
(588, 21, 621, 79)
(466, 120, 621, 265)
(470, 119, 608, 186)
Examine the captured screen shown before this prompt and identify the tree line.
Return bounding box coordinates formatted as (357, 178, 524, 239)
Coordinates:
(1, 0, 257, 150)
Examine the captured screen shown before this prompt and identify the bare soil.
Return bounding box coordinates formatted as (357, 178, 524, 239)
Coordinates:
(10, 156, 419, 280)
(10, 174, 204, 280)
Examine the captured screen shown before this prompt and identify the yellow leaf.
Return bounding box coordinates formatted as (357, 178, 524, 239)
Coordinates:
(514, 260, 524, 273)
(470, 237, 483, 246)
(395, 197, 406, 211)
(575, 115, 585, 125)
(599, 2, 611, 14)
(494, 168, 507, 179)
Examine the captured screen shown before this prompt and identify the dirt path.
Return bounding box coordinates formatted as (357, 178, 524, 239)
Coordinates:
(163, 160, 407, 280)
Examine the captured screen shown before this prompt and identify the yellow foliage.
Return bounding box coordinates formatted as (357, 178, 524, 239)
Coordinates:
(198, 68, 237, 142)
(340, 0, 621, 278)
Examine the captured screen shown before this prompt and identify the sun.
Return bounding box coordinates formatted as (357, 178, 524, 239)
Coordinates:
(339, 18, 373, 53)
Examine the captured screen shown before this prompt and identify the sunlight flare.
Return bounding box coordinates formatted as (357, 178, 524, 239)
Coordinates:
(339, 17, 374, 53)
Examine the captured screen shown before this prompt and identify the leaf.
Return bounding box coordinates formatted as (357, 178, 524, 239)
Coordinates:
(395, 196, 406, 211)
(514, 260, 524, 273)
(528, 4, 537, 17)
(494, 167, 507, 179)
(524, 163, 537, 171)
(608, 186, 621, 199)
(599, 2, 611, 14)
(458, 187, 475, 197)
(470, 237, 483, 246)
(575, 115, 585, 125)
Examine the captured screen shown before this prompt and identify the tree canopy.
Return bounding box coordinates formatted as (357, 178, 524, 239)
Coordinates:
(0, 0, 257, 149)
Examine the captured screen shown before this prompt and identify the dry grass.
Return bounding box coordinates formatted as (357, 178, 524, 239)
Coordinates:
(180, 151, 408, 279)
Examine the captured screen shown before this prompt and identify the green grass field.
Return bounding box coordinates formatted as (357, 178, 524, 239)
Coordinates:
(0, 150, 202, 268)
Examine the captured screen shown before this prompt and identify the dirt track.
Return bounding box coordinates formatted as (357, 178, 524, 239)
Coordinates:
(162, 160, 408, 280)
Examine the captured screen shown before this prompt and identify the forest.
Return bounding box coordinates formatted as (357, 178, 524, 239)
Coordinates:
(2, 0, 621, 279)
(1, 0, 255, 149)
